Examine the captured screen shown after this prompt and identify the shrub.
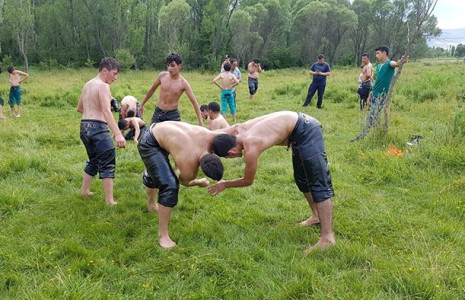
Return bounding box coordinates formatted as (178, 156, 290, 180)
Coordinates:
(115, 49, 135, 70)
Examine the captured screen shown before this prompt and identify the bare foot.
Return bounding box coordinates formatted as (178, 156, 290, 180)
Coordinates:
(148, 203, 158, 213)
(304, 236, 336, 254)
(80, 191, 94, 197)
(299, 216, 320, 227)
(105, 199, 118, 206)
(159, 236, 176, 249)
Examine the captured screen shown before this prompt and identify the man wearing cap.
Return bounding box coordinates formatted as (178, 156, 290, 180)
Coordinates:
(368, 45, 408, 126)
(303, 54, 331, 109)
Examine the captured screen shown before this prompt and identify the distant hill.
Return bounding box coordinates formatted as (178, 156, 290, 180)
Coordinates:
(428, 28, 465, 49)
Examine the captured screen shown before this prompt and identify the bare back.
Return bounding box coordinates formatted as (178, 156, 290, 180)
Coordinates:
(234, 111, 298, 153)
(78, 77, 109, 121)
(121, 96, 138, 117)
(214, 72, 239, 90)
(152, 122, 216, 181)
(209, 114, 229, 130)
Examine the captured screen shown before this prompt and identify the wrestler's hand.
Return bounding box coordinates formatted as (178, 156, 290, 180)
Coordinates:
(115, 133, 126, 148)
(208, 180, 226, 196)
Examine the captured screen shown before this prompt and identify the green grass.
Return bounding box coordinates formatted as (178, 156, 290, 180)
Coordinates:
(1, 61, 465, 298)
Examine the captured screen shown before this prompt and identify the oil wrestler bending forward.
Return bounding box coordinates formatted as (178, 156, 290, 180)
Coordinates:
(208, 111, 335, 254)
(138, 121, 224, 249)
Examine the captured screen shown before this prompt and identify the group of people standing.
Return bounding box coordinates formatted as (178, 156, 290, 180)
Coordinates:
(77, 53, 335, 254)
(209, 55, 263, 124)
(303, 45, 408, 115)
(0, 65, 29, 119)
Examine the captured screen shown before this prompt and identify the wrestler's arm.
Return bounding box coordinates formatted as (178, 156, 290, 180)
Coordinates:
(213, 74, 222, 90)
(132, 119, 141, 143)
(183, 80, 204, 127)
(208, 149, 259, 195)
(100, 85, 125, 148)
(17, 70, 29, 82)
(140, 73, 162, 116)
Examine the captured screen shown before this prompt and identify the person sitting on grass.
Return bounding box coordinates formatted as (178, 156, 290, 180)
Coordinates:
(207, 101, 229, 131)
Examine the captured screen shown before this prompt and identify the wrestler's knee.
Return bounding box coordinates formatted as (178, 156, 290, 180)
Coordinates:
(142, 171, 158, 189)
(84, 162, 98, 177)
(158, 184, 179, 208)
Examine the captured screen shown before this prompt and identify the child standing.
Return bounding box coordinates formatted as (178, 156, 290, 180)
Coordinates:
(213, 62, 239, 123)
(7, 65, 29, 117)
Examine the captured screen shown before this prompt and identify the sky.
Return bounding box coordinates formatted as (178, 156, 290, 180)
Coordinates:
(433, 0, 465, 29)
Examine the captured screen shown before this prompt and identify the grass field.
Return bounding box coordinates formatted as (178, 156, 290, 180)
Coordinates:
(1, 60, 465, 299)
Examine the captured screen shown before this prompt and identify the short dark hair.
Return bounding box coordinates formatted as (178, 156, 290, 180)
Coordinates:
(118, 119, 128, 130)
(213, 134, 236, 157)
(317, 54, 325, 60)
(223, 62, 232, 71)
(7, 65, 14, 73)
(200, 104, 209, 112)
(166, 53, 182, 65)
(253, 58, 260, 64)
(208, 101, 221, 113)
(200, 154, 224, 181)
(127, 109, 135, 118)
(361, 53, 370, 59)
(375, 45, 389, 56)
(99, 57, 120, 72)
(230, 59, 237, 65)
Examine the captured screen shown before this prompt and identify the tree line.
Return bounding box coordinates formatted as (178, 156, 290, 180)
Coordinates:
(0, 0, 440, 71)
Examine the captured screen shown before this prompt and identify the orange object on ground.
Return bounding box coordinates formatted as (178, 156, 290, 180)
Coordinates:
(387, 145, 404, 157)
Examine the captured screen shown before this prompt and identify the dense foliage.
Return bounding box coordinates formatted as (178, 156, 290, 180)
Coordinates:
(0, 0, 440, 70)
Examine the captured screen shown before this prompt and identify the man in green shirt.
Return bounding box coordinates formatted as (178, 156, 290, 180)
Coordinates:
(368, 45, 408, 127)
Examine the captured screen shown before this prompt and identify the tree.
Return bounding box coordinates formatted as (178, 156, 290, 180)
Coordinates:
(159, 0, 190, 54)
(2, 0, 35, 71)
(348, 0, 375, 65)
(455, 44, 465, 57)
(229, 10, 261, 65)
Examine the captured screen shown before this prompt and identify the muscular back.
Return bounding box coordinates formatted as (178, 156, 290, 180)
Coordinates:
(152, 122, 216, 182)
(236, 111, 298, 153)
(79, 77, 109, 121)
